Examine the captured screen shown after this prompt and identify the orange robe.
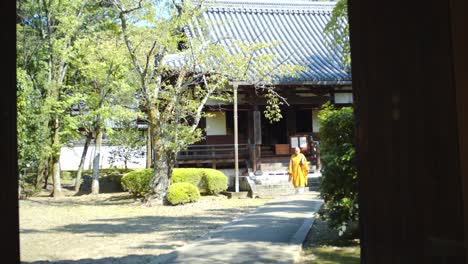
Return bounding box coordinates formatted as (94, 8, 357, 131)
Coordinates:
(288, 153, 309, 187)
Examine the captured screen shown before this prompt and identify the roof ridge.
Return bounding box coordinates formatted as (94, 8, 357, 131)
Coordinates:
(203, 0, 336, 10)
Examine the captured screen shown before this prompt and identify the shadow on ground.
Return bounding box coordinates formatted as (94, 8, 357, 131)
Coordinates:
(22, 254, 158, 264)
(22, 194, 322, 264)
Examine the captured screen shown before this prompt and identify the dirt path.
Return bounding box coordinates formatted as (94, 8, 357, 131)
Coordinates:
(19, 192, 270, 263)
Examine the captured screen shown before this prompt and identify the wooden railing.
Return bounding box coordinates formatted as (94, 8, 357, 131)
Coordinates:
(177, 144, 250, 161)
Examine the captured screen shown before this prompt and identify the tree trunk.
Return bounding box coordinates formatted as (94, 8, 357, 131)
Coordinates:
(75, 134, 92, 192)
(146, 126, 152, 168)
(145, 156, 169, 205)
(144, 115, 171, 204)
(91, 127, 102, 195)
(144, 139, 178, 205)
(36, 159, 47, 189)
(50, 118, 63, 197)
(44, 157, 51, 189)
(50, 156, 63, 197)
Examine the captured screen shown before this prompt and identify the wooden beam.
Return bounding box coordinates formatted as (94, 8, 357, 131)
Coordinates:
(246, 95, 330, 106)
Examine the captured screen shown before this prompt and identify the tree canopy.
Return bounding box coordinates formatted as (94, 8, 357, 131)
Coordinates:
(17, 0, 303, 200)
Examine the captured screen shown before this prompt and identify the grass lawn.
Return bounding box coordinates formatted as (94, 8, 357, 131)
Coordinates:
(19, 190, 271, 263)
(304, 245, 360, 264)
(300, 215, 360, 264)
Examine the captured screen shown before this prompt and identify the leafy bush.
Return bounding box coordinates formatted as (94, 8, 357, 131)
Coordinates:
(121, 169, 153, 197)
(202, 169, 228, 194)
(78, 170, 127, 194)
(166, 182, 200, 205)
(318, 103, 358, 235)
(82, 168, 131, 177)
(18, 172, 41, 199)
(171, 168, 206, 192)
(61, 171, 74, 180)
(171, 168, 228, 194)
(121, 168, 228, 197)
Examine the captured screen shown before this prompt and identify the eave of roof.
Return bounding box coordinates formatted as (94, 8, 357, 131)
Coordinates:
(164, 0, 351, 85)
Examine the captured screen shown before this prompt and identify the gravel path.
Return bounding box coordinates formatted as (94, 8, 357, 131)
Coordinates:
(19, 192, 270, 263)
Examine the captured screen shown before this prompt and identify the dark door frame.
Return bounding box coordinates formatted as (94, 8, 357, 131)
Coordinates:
(349, 0, 468, 262)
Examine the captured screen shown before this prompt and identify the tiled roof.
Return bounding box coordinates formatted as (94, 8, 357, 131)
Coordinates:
(165, 0, 351, 85)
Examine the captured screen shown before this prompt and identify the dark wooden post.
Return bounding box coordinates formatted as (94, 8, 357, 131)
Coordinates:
(253, 107, 262, 172)
(233, 83, 239, 192)
(450, 0, 468, 262)
(3, 0, 19, 261)
(286, 106, 296, 139)
(247, 110, 256, 172)
(349, 0, 467, 263)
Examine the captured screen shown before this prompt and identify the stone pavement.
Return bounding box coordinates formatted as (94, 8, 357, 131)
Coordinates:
(152, 191, 323, 264)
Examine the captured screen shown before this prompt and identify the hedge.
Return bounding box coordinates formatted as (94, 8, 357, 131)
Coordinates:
(318, 103, 358, 235)
(202, 169, 228, 195)
(171, 168, 228, 194)
(122, 168, 228, 197)
(121, 169, 153, 197)
(166, 182, 200, 205)
(171, 168, 206, 193)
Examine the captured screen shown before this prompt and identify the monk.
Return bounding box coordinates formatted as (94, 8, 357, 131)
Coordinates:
(288, 147, 310, 194)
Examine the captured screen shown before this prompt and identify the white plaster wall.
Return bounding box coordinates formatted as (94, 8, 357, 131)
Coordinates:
(206, 112, 227, 135)
(59, 145, 146, 171)
(312, 109, 320, 132)
(334, 93, 354, 104)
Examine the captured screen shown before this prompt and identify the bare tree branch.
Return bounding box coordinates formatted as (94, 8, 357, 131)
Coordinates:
(113, 0, 143, 14)
(114, 5, 144, 76)
(191, 74, 215, 132)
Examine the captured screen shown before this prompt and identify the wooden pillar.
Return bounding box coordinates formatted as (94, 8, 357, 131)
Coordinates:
(3, 0, 18, 261)
(349, 0, 466, 263)
(286, 106, 296, 138)
(450, 0, 468, 261)
(234, 83, 239, 192)
(247, 110, 256, 171)
(253, 106, 262, 172)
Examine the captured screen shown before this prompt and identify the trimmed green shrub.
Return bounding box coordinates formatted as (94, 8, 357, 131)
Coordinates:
(171, 168, 206, 192)
(166, 182, 200, 205)
(121, 168, 228, 197)
(318, 103, 358, 235)
(121, 169, 153, 197)
(202, 169, 228, 194)
(171, 168, 228, 195)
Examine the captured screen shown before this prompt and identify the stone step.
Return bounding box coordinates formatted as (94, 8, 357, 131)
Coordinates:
(254, 184, 295, 198)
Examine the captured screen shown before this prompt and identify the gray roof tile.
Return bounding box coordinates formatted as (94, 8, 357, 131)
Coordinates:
(165, 0, 351, 85)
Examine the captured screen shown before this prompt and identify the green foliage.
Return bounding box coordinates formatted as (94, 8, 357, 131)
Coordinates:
(171, 168, 206, 192)
(171, 168, 228, 194)
(121, 169, 153, 197)
(83, 168, 132, 177)
(61, 171, 74, 180)
(17, 67, 50, 171)
(324, 0, 350, 68)
(203, 169, 228, 195)
(318, 103, 357, 235)
(166, 182, 200, 205)
(18, 172, 42, 199)
(17, 0, 125, 192)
